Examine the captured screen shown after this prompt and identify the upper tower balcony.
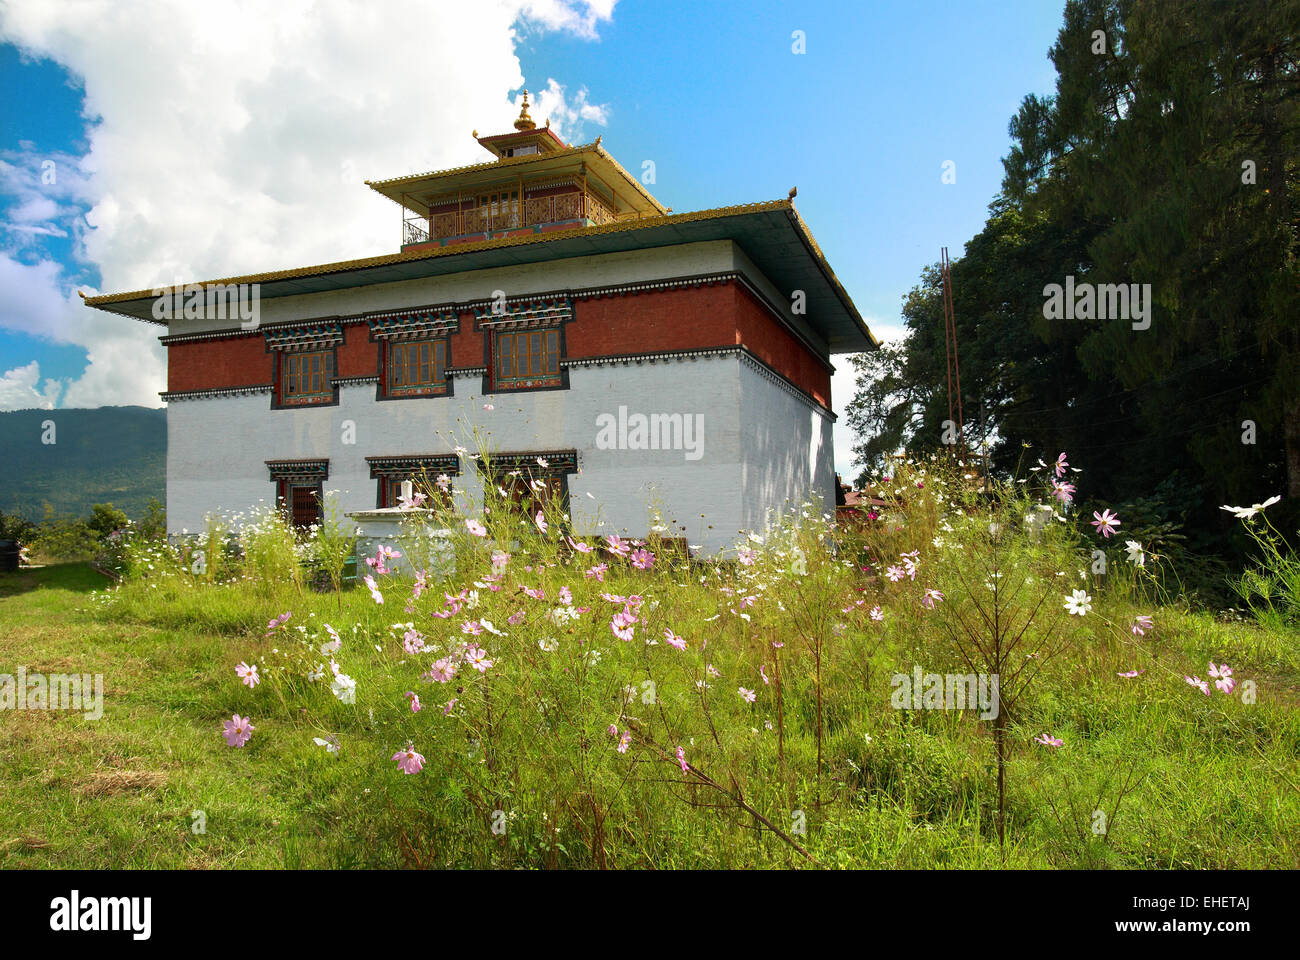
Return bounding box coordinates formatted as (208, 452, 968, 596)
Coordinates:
(366, 91, 668, 250)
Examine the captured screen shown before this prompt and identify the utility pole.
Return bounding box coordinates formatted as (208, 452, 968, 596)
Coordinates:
(940, 247, 965, 462)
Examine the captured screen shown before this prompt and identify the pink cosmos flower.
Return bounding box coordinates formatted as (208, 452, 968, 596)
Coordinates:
(607, 723, 619, 737)
(423, 658, 456, 683)
(222, 714, 254, 747)
(442, 699, 457, 716)
(507, 609, 525, 626)
(265, 611, 291, 635)
(1131, 615, 1154, 636)
(604, 535, 631, 558)
(610, 611, 636, 641)
(567, 537, 593, 554)
(465, 646, 493, 672)
(1208, 662, 1235, 694)
(397, 490, 428, 510)
(618, 730, 632, 753)
(1117, 669, 1145, 678)
(1090, 509, 1121, 538)
(1184, 675, 1211, 696)
(630, 548, 655, 570)
(664, 629, 687, 650)
(921, 588, 945, 609)
(738, 687, 757, 704)
(1051, 480, 1076, 505)
(403, 628, 425, 654)
(1034, 733, 1063, 747)
(466, 518, 487, 537)
(675, 746, 689, 773)
(760, 665, 770, 685)
(483, 403, 494, 411)
(235, 661, 260, 689)
(1054, 452, 1069, 479)
(405, 691, 422, 713)
(534, 510, 548, 533)
(585, 563, 608, 582)
(392, 747, 425, 775)
(707, 664, 721, 679)
(737, 547, 757, 566)
(363, 574, 384, 605)
(886, 565, 904, 582)
(869, 606, 884, 622)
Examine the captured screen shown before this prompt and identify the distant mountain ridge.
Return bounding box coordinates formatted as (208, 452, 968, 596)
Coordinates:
(0, 406, 165, 520)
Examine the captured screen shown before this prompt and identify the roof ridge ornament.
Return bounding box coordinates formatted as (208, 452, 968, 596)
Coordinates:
(513, 89, 536, 131)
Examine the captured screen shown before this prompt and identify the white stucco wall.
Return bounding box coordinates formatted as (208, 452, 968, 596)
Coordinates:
(166, 353, 753, 554)
(737, 357, 836, 535)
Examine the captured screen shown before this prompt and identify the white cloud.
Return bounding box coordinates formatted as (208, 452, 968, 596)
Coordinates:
(523, 79, 611, 139)
(0, 254, 164, 406)
(831, 319, 907, 483)
(517, 0, 616, 40)
(0, 0, 618, 408)
(0, 360, 64, 411)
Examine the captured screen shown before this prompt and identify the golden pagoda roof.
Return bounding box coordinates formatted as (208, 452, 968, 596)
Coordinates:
(366, 140, 665, 220)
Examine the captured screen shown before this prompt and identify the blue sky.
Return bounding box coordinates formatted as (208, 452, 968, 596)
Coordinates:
(0, 0, 1065, 476)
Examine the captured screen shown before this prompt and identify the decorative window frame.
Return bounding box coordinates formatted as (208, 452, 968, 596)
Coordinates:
(474, 297, 572, 395)
(475, 449, 580, 516)
(265, 322, 343, 409)
(366, 454, 462, 509)
(367, 306, 460, 402)
(266, 459, 329, 525)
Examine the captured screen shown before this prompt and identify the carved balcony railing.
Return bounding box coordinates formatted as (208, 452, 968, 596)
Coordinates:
(402, 218, 430, 246)
(414, 192, 618, 243)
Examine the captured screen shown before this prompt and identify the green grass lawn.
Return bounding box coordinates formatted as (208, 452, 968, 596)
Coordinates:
(0, 563, 338, 867)
(2, 553, 1297, 869)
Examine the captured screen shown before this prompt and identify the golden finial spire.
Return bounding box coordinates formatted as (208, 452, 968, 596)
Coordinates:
(514, 89, 536, 131)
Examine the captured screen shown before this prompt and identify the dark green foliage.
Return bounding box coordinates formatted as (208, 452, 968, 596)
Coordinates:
(0, 509, 36, 545)
(0, 406, 165, 521)
(847, 0, 1300, 583)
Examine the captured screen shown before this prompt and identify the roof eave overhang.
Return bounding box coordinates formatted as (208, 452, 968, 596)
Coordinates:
(82, 200, 877, 353)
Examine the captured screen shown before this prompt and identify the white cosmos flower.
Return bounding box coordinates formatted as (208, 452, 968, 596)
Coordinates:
(1063, 589, 1093, 616)
(331, 673, 357, 704)
(1124, 540, 1145, 566)
(1220, 496, 1281, 520)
